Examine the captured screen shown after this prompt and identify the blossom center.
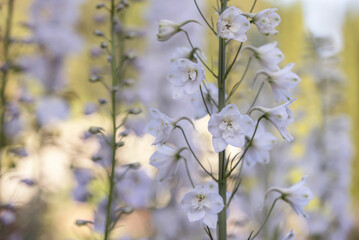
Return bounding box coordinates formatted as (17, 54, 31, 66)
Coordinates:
(188, 70, 197, 81)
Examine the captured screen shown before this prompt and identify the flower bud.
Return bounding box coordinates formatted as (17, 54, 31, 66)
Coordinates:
(88, 126, 103, 134)
(116, 141, 125, 147)
(93, 30, 104, 37)
(122, 206, 134, 214)
(119, 129, 131, 137)
(96, 3, 105, 9)
(100, 41, 108, 49)
(128, 108, 142, 115)
(89, 75, 101, 83)
(75, 219, 93, 226)
(157, 20, 181, 42)
(98, 98, 107, 105)
(128, 162, 141, 170)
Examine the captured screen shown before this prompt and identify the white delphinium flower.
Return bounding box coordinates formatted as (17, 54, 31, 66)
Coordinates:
(251, 99, 295, 141)
(245, 42, 284, 71)
(167, 59, 205, 99)
(266, 176, 313, 218)
(208, 104, 254, 153)
(150, 144, 180, 181)
(190, 83, 218, 119)
(282, 230, 295, 240)
(181, 184, 224, 229)
(244, 125, 276, 167)
(145, 108, 174, 145)
(217, 7, 251, 42)
(157, 20, 181, 41)
(259, 63, 301, 102)
(253, 8, 281, 36)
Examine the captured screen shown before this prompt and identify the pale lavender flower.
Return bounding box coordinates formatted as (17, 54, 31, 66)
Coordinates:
(266, 176, 313, 218)
(217, 7, 250, 42)
(150, 144, 179, 181)
(208, 104, 254, 153)
(253, 8, 281, 36)
(251, 99, 295, 141)
(145, 108, 174, 145)
(260, 63, 301, 102)
(181, 184, 224, 229)
(244, 125, 276, 167)
(167, 59, 205, 99)
(245, 42, 284, 71)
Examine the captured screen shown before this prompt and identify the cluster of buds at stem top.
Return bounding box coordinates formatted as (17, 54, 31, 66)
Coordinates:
(157, 19, 200, 42)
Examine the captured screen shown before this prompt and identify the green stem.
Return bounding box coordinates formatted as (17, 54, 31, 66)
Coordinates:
(193, 0, 217, 35)
(175, 125, 217, 182)
(181, 30, 218, 79)
(0, 0, 15, 205)
(226, 115, 264, 177)
(218, 1, 227, 239)
(104, 0, 118, 239)
(246, 81, 264, 114)
(250, 197, 280, 240)
(182, 157, 195, 188)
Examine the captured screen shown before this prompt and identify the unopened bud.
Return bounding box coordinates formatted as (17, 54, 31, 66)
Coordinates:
(100, 42, 108, 49)
(128, 108, 142, 115)
(119, 129, 131, 137)
(88, 126, 103, 134)
(75, 219, 93, 226)
(93, 30, 104, 37)
(89, 75, 101, 82)
(98, 98, 107, 104)
(116, 141, 125, 147)
(122, 206, 134, 214)
(128, 162, 141, 170)
(96, 3, 105, 9)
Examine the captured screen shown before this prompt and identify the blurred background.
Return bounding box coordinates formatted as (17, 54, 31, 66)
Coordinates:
(0, 0, 359, 239)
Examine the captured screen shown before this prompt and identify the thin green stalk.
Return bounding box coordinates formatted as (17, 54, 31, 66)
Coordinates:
(246, 81, 264, 114)
(193, 0, 217, 35)
(226, 57, 252, 103)
(0, 0, 15, 205)
(104, 0, 118, 239)
(175, 125, 217, 182)
(250, 197, 280, 240)
(217, 1, 227, 239)
(182, 157, 195, 188)
(182, 30, 218, 79)
(226, 115, 264, 177)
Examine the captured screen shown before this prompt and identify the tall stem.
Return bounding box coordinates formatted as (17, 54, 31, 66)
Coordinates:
(0, 0, 15, 171)
(0, 0, 15, 205)
(104, 0, 118, 239)
(217, 1, 227, 239)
